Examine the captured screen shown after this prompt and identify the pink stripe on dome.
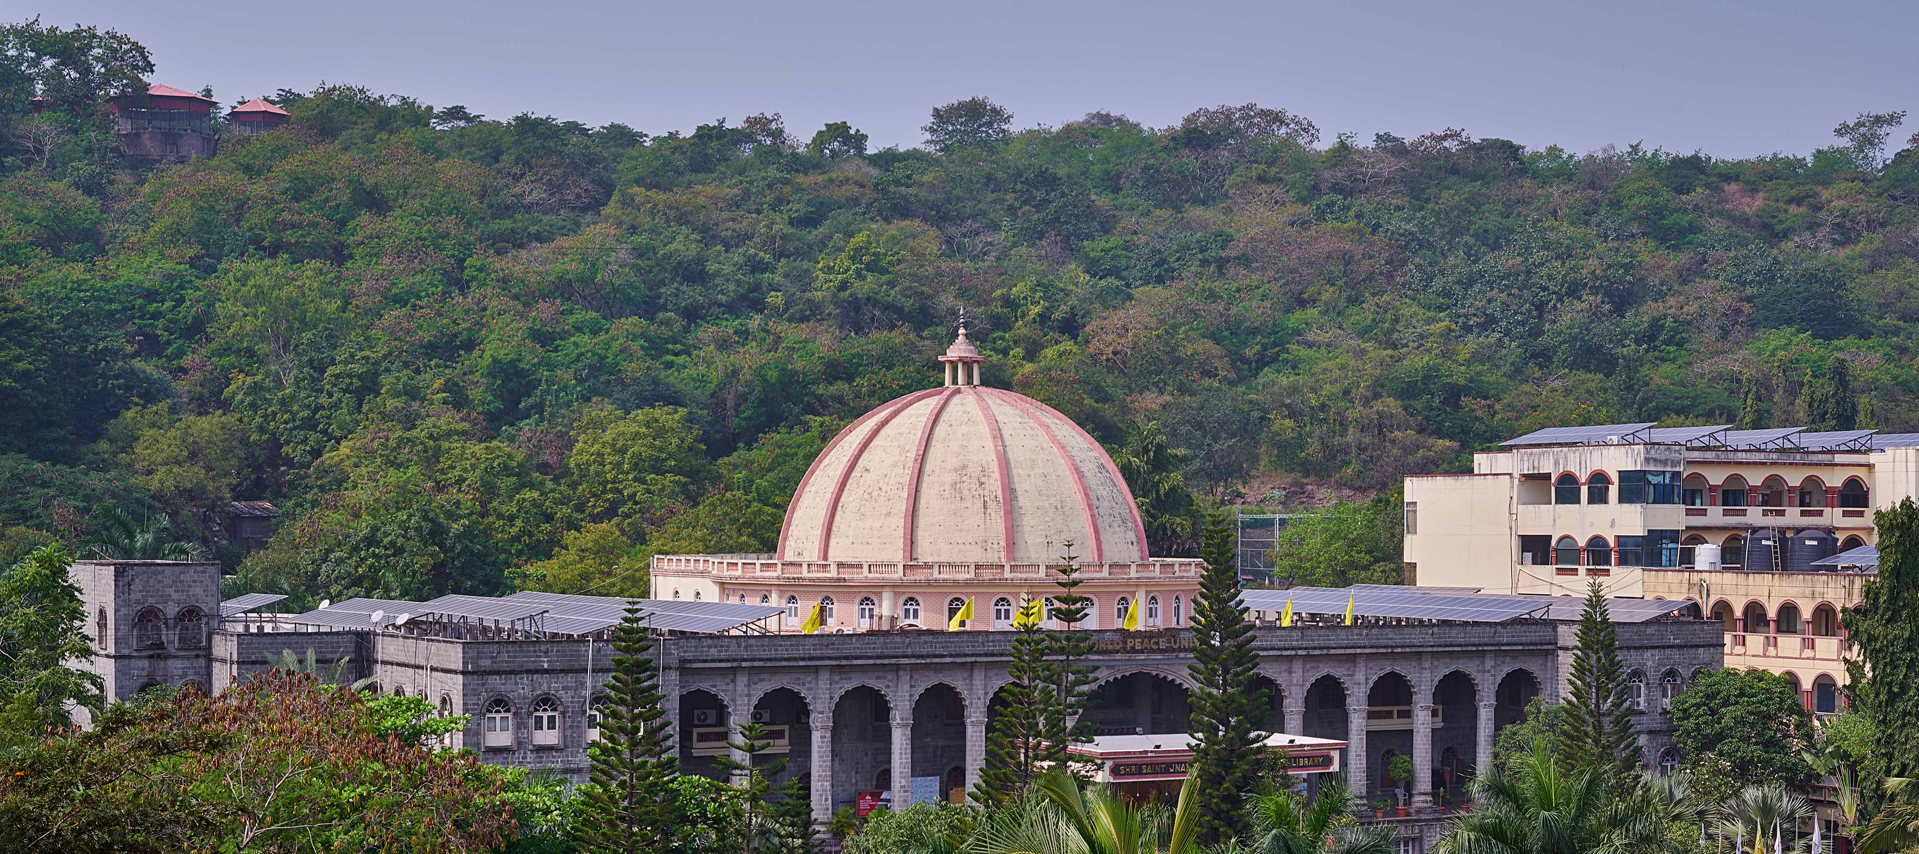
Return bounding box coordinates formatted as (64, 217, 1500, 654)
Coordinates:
(814, 388, 943, 562)
(1003, 394, 1152, 562)
(967, 388, 1017, 562)
(990, 390, 1104, 563)
(776, 388, 940, 560)
(901, 386, 961, 562)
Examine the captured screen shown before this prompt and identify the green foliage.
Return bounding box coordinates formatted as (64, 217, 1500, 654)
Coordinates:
(580, 600, 676, 853)
(1492, 698, 1567, 775)
(1804, 355, 1857, 431)
(1265, 491, 1404, 588)
(1845, 498, 1919, 794)
(1558, 582, 1636, 785)
(1185, 511, 1265, 845)
(1040, 544, 1095, 775)
(363, 692, 468, 746)
(1245, 779, 1395, 854)
(922, 97, 1013, 152)
(844, 801, 972, 854)
(0, 544, 101, 742)
(713, 719, 785, 849)
(1108, 420, 1199, 557)
(766, 775, 819, 854)
(1434, 742, 1679, 854)
(1668, 667, 1816, 789)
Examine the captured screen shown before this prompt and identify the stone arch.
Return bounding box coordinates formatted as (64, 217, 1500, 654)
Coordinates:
(1089, 663, 1200, 692)
(678, 688, 731, 780)
(1494, 668, 1540, 730)
(1251, 673, 1284, 733)
(1366, 668, 1417, 705)
(1302, 673, 1349, 746)
(751, 682, 820, 714)
(832, 680, 897, 711)
(1082, 670, 1192, 736)
(751, 686, 813, 790)
(911, 682, 967, 803)
(831, 684, 894, 813)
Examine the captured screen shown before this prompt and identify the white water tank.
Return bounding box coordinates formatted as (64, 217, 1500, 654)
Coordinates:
(1695, 543, 1722, 573)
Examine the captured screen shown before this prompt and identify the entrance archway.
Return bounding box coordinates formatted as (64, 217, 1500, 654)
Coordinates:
(1081, 672, 1192, 735)
(911, 684, 966, 805)
(1366, 672, 1415, 799)
(752, 687, 811, 792)
(1432, 670, 1478, 804)
(678, 689, 729, 781)
(832, 686, 892, 812)
(1253, 674, 1284, 733)
(1494, 669, 1539, 732)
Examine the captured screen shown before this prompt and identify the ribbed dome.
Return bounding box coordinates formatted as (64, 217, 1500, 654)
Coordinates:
(776, 382, 1150, 565)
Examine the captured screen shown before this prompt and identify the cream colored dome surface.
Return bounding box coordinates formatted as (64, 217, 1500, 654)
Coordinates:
(776, 385, 1150, 564)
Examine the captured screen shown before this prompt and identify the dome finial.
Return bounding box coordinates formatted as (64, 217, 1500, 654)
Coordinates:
(938, 306, 984, 386)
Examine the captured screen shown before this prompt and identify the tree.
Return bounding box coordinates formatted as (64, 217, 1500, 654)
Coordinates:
(1492, 698, 1568, 775)
(1668, 667, 1815, 789)
(1804, 355, 1857, 432)
(1265, 494, 1405, 589)
(0, 671, 515, 853)
(567, 406, 713, 537)
(1433, 742, 1667, 854)
(1040, 544, 1095, 773)
(1245, 778, 1396, 854)
(1185, 510, 1265, 845)
(1558, 581, 1636, 784)
(1109, 420, 1199, 557)
(974, 606, 1045, 805)
(0, 544, 100, 740)
(1716, 784, 1813, 854)
(1845, 498, 1919, 794)
(765, 775, 818, 854)
(1833, 111, 1908, 170)
(844, 801, 972, 854)
(714, 719, 787, 852)
(972, 765, 1199, 854)
(805, 121, 867, 158)
(580, 601, 677, 852)
(1856, 777, 1919, 854)
(922, 97, 1012, 152)
(84, 505, 205, 560)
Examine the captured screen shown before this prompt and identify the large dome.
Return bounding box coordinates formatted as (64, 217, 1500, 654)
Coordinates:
(776, 330, 1149, 564)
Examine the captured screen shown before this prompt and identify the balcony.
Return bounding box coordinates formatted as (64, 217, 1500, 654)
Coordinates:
(1673, 507, 1869, 528)
(1724, 632, 1846, 662)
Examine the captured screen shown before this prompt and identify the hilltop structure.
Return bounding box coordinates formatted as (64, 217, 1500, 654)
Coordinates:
(112, 84, 219, 161)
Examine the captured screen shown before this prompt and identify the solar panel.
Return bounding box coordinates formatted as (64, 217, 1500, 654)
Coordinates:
(1720, 428, 1803, 450)
(1501, 423, 1657, 447)
(1797, 430, 1877, 452)
(220, 592, 287, 616)
(1811, 545, 1878, 567)
(1647, 425, 1730, 446)
(1240, 588, 1551, 623)
(414, 594, 553, 622)
(1871, 433, 1919, 449)
(1536, 597, 1695, 623)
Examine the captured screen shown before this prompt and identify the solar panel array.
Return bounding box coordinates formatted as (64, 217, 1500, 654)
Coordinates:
(1646, 425, 1730, 446)
(1871, 433, 1919, 449)
(1500, 423, 1656, 447)
(1811, 544, 1879, 567)
(219, 592, 287, 616)
(1241, 586, 1693, 624)
(1796, 430, 1877, 452)
(286, 591, 784, 637)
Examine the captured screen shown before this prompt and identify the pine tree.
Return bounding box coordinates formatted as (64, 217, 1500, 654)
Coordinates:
(1845, 498, 1919, 797)
(580, 602, 677, 853)
(766, 775, 818, 854)
(715, 720, 787, 851)
(1805, 356, 1858, 431)
(1737, 374, 1768, 430)
(1557, 581, 1637, 786)
(1039, 543, 1096, 772)
(971, 596, 1049, 806)
(1186, 510, 1266, 845)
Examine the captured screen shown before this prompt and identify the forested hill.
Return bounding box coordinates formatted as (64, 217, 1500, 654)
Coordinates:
(3, 23, 1917, 604)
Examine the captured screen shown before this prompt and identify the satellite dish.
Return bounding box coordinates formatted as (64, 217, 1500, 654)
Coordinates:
(319, 599, 331, 610)
(393, 613, 411, 627)
(370, 609, 385, 625)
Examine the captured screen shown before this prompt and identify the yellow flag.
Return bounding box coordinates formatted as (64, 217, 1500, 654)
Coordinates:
(1343, 592, 1355, 626)
(1122, 596, 1143, 631)
(948, 597, 974, 631)
(1280, 595, 1293, 628)
(1013, 597, 1043, 630)
(800, 601, 824, 634)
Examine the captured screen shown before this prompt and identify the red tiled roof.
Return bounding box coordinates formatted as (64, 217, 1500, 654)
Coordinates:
(230, 97, 290, 116)
(145, 83, 216, 102)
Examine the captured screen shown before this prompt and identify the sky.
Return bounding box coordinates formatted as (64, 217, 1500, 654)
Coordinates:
(36, 0, 1919, 158)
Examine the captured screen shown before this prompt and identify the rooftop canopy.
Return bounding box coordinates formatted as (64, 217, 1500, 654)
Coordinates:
(287, 591, 783, 638)
(219, 592, 287, 617)
(1502, 422, 1889, 453)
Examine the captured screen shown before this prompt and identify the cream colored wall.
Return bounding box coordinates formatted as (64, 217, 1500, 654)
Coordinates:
(1403, 474, 1517, 593)
(1644, 567, 1862, 697)
(1873, 448, 1919, 509)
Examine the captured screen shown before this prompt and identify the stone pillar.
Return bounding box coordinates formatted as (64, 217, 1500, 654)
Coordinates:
(810, 709, 833, 829)
(1476, 701, 1496, 778)
(727, 721, 750, 778)
(1411, 703, 1435, 808)
(1346, 707, 1369, 797)
(964, 715, 988, 795)
(1284, 690, 1305, 736)
(890, 716, 913, 808)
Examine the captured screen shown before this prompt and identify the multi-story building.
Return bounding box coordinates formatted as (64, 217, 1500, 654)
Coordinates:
(1404, 422, 1914, 712)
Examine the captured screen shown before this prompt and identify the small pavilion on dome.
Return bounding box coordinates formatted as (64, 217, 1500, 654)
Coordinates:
(653, 326, 1203, 633)
(228, 98, 291, 136)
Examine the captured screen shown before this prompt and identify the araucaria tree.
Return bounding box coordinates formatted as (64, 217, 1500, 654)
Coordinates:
(1041, 542, 1096, 771)
(716, 720, 787, 851)
(1186, 510, 1266, 845)
(581, 601, 676, 853)
(1558, 581, 1637, 783)
(1846, 498, 1919, 791)
(973, 594, 1049, 805)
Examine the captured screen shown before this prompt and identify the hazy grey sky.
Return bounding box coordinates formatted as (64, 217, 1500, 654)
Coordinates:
(38, 0, 1919, 158)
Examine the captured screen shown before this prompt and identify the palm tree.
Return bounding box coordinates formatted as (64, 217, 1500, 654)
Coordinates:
(1433, 742, 1663, 854)
(1244, 779, 1395, 854)
(1717, 784, 1813, 854)
(87, 507, 208, 561)
(1854, 778, 1919, 854)
(968, 766, 1198, 854)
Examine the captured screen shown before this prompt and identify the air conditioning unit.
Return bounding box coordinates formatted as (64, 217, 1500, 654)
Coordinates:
(751, 709, 772, 724)
(692, 709, 718, 726)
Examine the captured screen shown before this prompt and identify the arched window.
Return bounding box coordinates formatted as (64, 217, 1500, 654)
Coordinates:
(176, 607, 207, 649)
(531, 696, 561, 746)
(1813, 675, 1840, 714)
(947, 597, 967, 625)
(96, 607, 107, 648)
(1798, 477, 1828, 508)
(1743, 602, 1769, 634)
(1555, 473, 1581, 505)
(1811, 604, 1840, 637)
(440, 695, 457, 747)
(483, 698, 513, 748)
(1587, 472, 1612, 505)
(760, 594, 770, 605)
(693, 590, 701, 601)
(820, 597, 836, 622)
(786, 596, 800, 620)
(133, 607, 166, 649)
(1115, 596, 1130, 625)
(1172, 595, 1183, 626)
(1682, 474, 1709, 507)
(1627, 671, 1646, 711)
(394, 685, 407, 697)
(672, 589, 681, 600)
(901, 597, 921, 624)
(1584, 537, 1612, 567)
(1721, 476, 1749, 507)
(856, 596, 876, 627)
(992, 597, 1013, 628)
(1660, 669, 1681, 711)
(1840, 479, 1870, 509)
(1147, 596, 1161, 626)
(1658, 747, 1680, 776)
(1723, 535, 1746, 569)
(586, 696, 606, 742)
(1776, 602, 1802, 634)
(1555, 537, 1581, 566)
(1840, 536, 1866, 551)
(738, 593, 746, 604)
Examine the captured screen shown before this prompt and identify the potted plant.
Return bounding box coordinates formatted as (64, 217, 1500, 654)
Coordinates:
(1371, 796, 1390, 819)
(1387, 755, 1415, 815)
